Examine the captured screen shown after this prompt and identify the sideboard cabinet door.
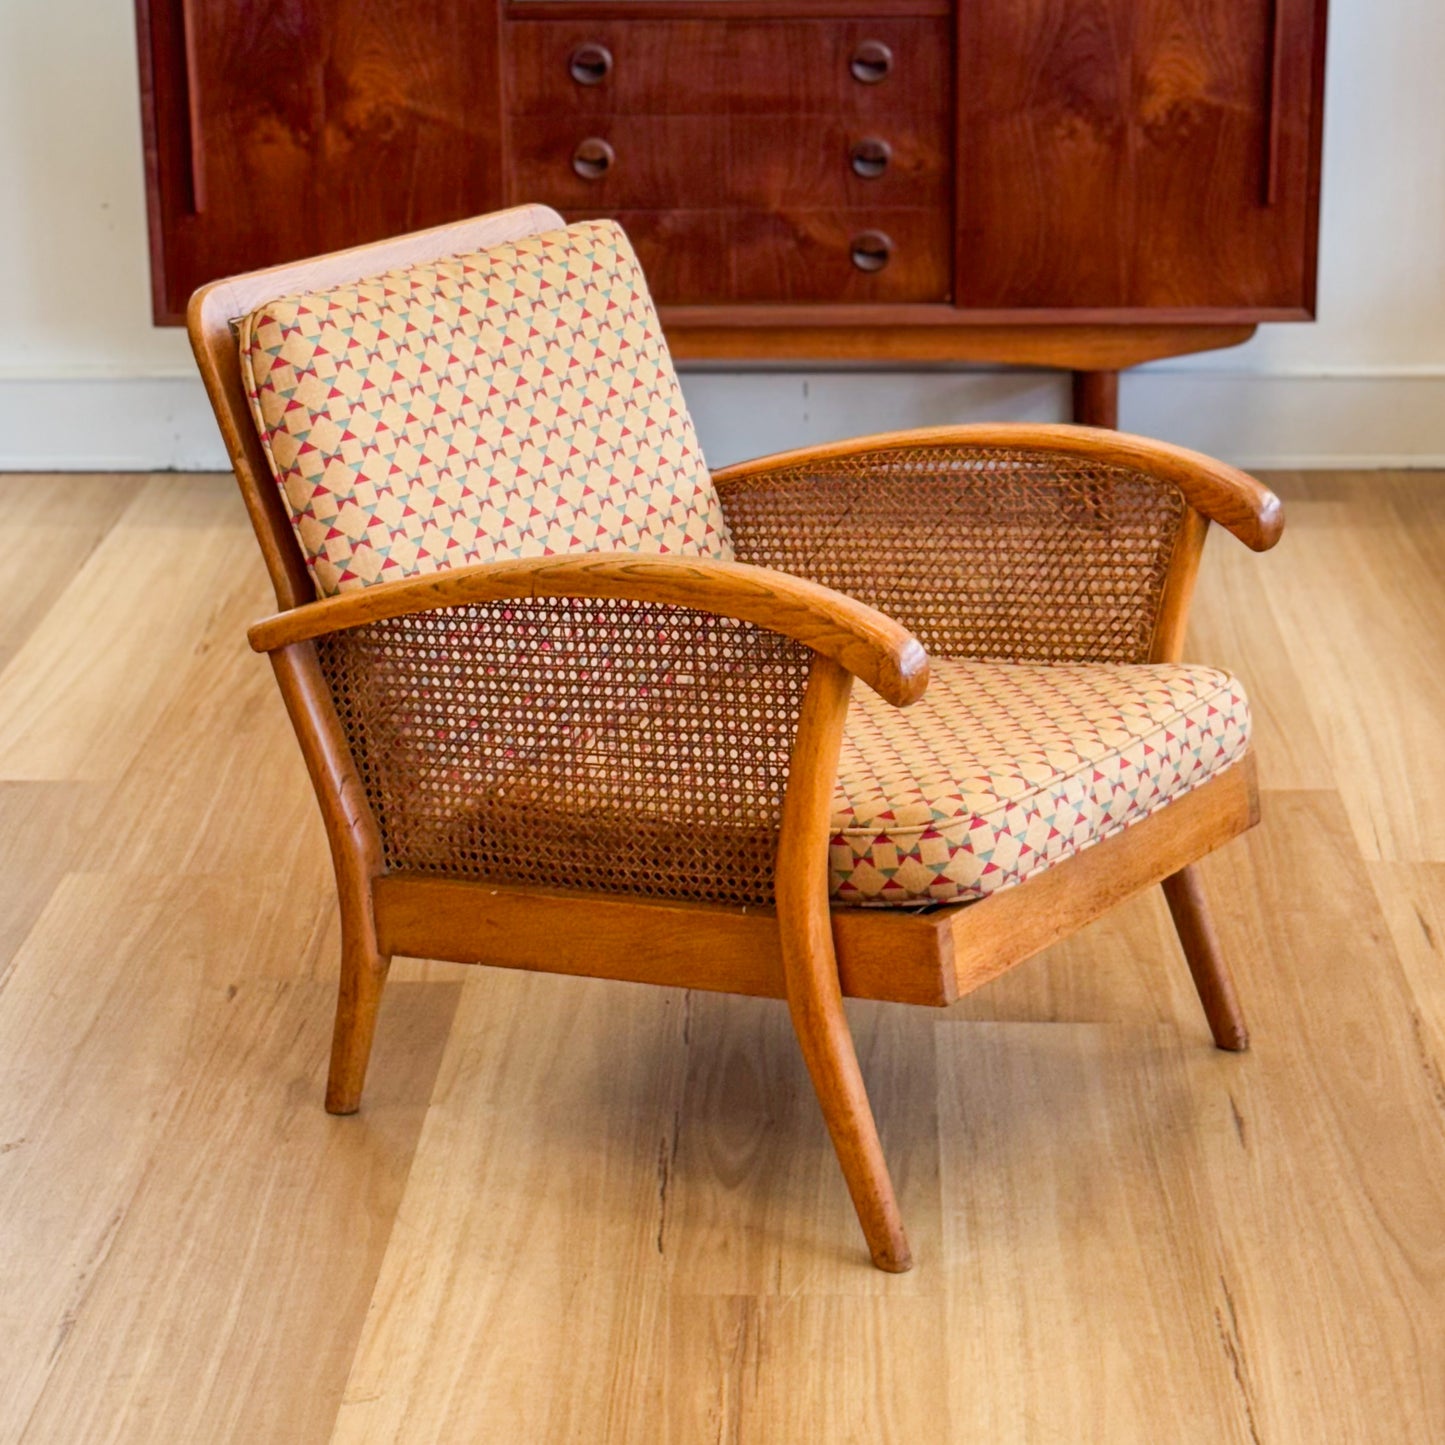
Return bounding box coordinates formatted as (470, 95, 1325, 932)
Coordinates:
(137, 0, 505, 321)
(956, 0, 1326, 314)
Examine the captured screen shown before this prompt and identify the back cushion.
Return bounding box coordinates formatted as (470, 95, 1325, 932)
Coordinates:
(239, 219, 732, 597)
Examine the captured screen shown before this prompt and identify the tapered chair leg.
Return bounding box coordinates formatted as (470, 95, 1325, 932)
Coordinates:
(777, 657, 912, 1272)
(782, 960, 914, 1272)
(325, 933, 392, 1114)
(1162, 864, 1249, 1052)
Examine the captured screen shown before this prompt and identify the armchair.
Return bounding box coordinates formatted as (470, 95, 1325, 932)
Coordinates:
(190, 204, 1281, 1272)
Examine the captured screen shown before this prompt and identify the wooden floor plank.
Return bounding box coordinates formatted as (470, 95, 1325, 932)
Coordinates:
(939, 1022, 1251, 1444)
(0, 475, 133, 674)
(0, 469, 1441, 1442)
(661, 991, 943, 1294)
(1368, 861, 1445, 1058)
(1258, 472, 1445, 862)
(0, 871, 327, 1440)
(0, 475, 257, 782)
(330, 969, 689, 1444)
(18, 978, 459, 1445)
(0, 783, 104, 984)
(655, 1294, 950, 1444)
(76, 556, 326, 885)
(1182, 796, 1445, 1443)
(1184, 490, 1336, 794)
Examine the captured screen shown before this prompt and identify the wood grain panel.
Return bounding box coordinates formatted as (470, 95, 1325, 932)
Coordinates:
(563, 206, 734, 301)
(730, 114, 951, 210)
(508, 114, 731, 209)
(956, 0, 1325, 310)
(730, 208, 951, 302)
(140, 0, 506, 320)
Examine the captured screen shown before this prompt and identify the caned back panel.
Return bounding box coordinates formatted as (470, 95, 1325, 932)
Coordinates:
(718, 444, 1187, 664)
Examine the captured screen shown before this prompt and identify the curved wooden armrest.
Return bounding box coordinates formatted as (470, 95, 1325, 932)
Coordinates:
(712, 423, 1284, 552)
(247, 554, 930, 707)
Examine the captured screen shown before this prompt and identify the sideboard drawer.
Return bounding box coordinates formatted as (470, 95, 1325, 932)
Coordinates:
(566, 208, 951, 305)
(510, 116, 728, 209)
(506, 19, 951, 116)
(510, 113, 950, 211)
(729, 115, 950, 210)
(731, 208, 951, 302)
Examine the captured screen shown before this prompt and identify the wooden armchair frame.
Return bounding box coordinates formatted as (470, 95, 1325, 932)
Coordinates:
(190, 206, 1283, 1272)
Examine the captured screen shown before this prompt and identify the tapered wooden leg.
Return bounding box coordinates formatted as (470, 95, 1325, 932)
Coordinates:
(325, 935, 392, 1114)
(1071, 368, 1120, 429)
(1162, 865, 1249, 1052)
(777, 657, 913, 1272)
(782, 958, 914, 1272)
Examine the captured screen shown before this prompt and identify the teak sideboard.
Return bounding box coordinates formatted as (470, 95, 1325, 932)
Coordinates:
(136, 0, 1328, 426)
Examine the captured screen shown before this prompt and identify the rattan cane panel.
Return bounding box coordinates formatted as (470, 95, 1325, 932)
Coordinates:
(718, 446, 1187, 665)
(315, 597, 812, 906)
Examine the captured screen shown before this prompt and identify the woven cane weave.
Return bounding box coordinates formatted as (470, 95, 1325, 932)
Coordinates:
(317, 601, 1247, 909)
(831, 659, 1251, 906)
(717, 445, 1188, 664)
(316, 596, 812, 907)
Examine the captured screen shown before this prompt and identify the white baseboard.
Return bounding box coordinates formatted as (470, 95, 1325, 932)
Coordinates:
(1, 371, 1443, 473)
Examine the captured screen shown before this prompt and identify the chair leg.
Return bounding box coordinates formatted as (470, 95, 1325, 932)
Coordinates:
(777, 656, 912, 1272)
(1162, 864, 1249, 1052)
(325, 929, 392, 1115)
(783, 965, 914, 1273)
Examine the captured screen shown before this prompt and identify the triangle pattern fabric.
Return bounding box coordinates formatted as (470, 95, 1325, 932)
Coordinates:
(830, 660, 1252, 906)
(238, 220, 731, 597)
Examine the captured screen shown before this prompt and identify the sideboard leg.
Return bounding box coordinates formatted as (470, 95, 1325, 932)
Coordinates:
(1071, 369, 1120, 429)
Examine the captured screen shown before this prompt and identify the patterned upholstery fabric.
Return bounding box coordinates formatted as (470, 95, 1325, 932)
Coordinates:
(830, 661, 1251, 906)
(239, 220, 731, 597)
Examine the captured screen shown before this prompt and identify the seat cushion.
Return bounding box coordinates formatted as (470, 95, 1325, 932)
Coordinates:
(239, 219, 731, 597)
(830, 660, 1251, 906)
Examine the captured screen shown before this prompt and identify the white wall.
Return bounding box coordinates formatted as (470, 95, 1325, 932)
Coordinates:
(0, 0, 1441, 471)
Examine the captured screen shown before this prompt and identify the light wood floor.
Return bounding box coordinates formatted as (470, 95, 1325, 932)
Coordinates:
(1, 471, 1442, 1443)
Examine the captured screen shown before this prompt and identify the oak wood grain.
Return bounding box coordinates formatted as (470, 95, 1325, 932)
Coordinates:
(247, 555, 932, 709)
(0, 476, 262, 781)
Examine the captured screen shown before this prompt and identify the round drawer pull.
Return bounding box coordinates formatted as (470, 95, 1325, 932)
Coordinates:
(850, 40, 893, 84)
(850, 137, 892, 179)
(572, 137, 615, 180)
(850, 230, 894, 273)
(569, 43, 613, 86)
